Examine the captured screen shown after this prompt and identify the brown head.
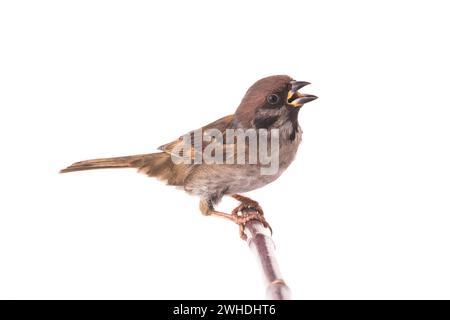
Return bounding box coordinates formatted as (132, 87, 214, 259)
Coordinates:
(233, 75, 317, 129)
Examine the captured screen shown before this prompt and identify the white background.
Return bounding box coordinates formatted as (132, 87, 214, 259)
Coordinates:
(1, 0, 449, 299)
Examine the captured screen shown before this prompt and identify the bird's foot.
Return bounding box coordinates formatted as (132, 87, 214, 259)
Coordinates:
(230, 210, 272, 241)
(231, 194, 265, 216)
(199, 197, 272, 241)
(231, 194, 272, 240)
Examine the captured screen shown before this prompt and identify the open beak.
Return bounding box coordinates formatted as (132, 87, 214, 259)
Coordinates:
(287, 80, 318, 107)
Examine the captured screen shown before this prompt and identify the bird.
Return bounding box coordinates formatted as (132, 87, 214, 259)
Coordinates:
(60, 75, 317, 240)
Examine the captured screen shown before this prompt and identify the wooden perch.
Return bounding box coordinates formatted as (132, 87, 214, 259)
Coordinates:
(243, 215, 291, 300)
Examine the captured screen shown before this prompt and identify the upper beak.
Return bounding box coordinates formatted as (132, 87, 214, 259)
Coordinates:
(287, 80, 318, 107)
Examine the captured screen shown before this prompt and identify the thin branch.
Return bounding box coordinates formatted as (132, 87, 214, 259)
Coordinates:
(244, 216, 291, 300)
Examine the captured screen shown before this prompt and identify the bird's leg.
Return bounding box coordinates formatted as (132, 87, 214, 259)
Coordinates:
(200, 199, 246, 236)
(199, 199, 236, 220)
(199, 197, 272, 241)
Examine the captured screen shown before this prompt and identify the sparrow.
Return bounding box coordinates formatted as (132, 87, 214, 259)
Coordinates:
(60, 75, 317, 240)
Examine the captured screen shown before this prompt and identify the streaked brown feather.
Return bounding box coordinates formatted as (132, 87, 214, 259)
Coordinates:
(157, 114, 235, 162)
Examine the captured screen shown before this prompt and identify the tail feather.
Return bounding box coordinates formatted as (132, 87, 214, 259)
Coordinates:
(60, 152, 188, 186)
(60, 153, 156, 173)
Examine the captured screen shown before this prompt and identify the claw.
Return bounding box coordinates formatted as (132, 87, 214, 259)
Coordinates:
(231, 205, 272, 240)
(206, 195, 272, 240)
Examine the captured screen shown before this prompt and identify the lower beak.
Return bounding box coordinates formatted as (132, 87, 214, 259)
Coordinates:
(287, 81, 318, 107)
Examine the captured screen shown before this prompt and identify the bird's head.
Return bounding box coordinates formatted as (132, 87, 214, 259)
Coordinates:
(233, 75, 317, 130)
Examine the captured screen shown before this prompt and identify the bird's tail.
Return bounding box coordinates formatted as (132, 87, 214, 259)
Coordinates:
(60, 152, 189, 186)
(60, 153, 163, 173)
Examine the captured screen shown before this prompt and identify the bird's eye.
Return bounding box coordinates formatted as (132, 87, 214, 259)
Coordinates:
(266, 94, 281, 105)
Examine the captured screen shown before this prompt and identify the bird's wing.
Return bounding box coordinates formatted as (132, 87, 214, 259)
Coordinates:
(157, 115, 236, 161)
